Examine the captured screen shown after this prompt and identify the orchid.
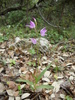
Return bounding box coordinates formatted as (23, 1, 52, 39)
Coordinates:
(16, 18, 54, 93)
(31, 38, 37, 44)
(26, 21, 35, 29)
(33, 17, 37, 26)
(33, 17, 36, 22)
(40, 27, 47, 36)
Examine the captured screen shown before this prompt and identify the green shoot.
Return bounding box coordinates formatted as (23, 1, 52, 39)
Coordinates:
(16, 64, 53, 91)
(65, 96, 72, 100)
(18, 85, 22, 94)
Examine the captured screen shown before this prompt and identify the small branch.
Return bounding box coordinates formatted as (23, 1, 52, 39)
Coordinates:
(36, 4, 61, 28)
(0, 5, 24, 15)
(0, 0, 45, 16)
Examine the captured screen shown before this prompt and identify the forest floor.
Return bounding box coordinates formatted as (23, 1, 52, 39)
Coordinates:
(0, 38, 75, 100)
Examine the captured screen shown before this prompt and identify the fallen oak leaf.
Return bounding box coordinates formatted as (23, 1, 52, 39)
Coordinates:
(7, 81, 18, 91)
(60, 81, 74, 97)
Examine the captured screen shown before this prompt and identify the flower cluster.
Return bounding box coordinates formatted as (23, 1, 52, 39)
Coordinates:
(26, 18, 47, 44)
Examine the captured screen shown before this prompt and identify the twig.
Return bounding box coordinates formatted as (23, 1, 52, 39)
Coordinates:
(31, 92, 40, 100)
(36, 4, 61, 28)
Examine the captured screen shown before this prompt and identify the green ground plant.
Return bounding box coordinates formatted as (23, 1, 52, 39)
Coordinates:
(16, 64, 53, 91)
(65, 95, 72, 100)
(16, 18, 53, 91)
(9, 59, 16, 67)
(0, 16, 75, 44)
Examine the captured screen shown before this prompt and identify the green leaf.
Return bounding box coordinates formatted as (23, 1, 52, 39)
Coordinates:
(36, 85, 54, 89)
(16, 79, 34, 86)
(29, 48, 36, 55)
(3, 36, 8, 41)
(53, 66, 60, 73)
(54, 74, 58, 80)
(27, 61, 32, 66)
(59, 35, 63, 40)
(18, 85, 21, 90)
(16, 79, 34, 90)
(10, 59, 16, 65)
(0, 39, 3, 42)
(0, 37, 3, 42)
(12, 60, 16, 64)
(32, 62, 36, 66)
(65, 96, 72, 100)
(32, 0, 39, 5)
(35, 64, 51, 84)
(18, 85, 22, 94)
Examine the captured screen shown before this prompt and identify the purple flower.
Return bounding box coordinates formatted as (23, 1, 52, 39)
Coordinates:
(33, 17, 36, 22)
(26, 21, 35, 29)
(40, 27, 47, 36)
(31, 38, 37, 44)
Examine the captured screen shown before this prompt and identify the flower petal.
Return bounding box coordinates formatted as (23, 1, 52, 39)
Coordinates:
(26, 25, 30, 28)
(33, 17, 36, 22)
(40, 27, 47, 36)
(26, 21, 35, 29)
(30, 21, 35, 28)
(31, 38, 37, 44)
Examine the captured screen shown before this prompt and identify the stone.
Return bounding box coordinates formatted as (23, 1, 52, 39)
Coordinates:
(8, 37, 52, 54)
(0, 83, 5, 93)
(37, 37, 51, 53)
(21, 93, 30, 99)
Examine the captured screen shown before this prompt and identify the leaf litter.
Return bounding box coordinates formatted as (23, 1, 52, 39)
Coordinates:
(0, 38, 75, 100)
